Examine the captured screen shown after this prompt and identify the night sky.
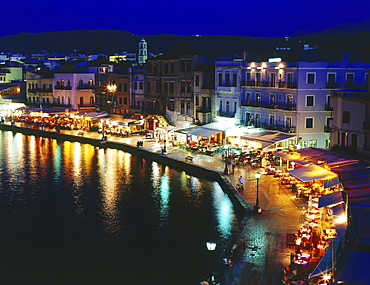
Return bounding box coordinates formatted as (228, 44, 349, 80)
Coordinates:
(2, 0, 370, 38)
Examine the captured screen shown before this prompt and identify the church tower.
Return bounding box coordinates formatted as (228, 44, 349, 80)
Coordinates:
(138, 38, 148, 65)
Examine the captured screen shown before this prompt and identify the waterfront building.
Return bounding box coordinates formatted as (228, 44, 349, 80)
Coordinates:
(106, 71, 130, 115)
(26, 71, 54, 105)
(130, 65, 146, 114)
(146, 53, 231, 128)
(215, 57, 370, 149)
(329, 70, 370, 154)
(53, 72, 95, 110)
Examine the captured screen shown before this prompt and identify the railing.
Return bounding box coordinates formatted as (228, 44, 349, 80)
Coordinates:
(27, 89, 37, 93)
(54, 86, 72, 90)
(324, 126, 331, 133)
(217, 111, 236, 118)
(344, 82, 359, 89)
(78, 85, 94, 90)
(325, 82, 340, 89)
(37, 88, 53, 93)
(241, 100, 252, 107)
(196, 107, 212, 113)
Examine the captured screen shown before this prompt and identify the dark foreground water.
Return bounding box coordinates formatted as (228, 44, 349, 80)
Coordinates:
(0, 130, 240, 285)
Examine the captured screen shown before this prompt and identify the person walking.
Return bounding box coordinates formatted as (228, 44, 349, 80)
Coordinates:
(231, 162, 236, 173)
(238, 175, 243, 185)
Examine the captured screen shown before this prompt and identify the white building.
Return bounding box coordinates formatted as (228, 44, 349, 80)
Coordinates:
(53, 73, 95, 110)
(215, 59, 370, 149)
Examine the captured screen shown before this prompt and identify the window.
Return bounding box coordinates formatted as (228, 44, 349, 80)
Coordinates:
(306, 95, 314, 106)
(309, 140, 317, 147)
(169, 82, 174, 94)
(256, 92, 261, 104)
(139, 82, 143, 89)
(270, 93, 276, 103)
(118, 83, 122, 92)
(218, 73, 223, 86)
(343, 111, 350, 124)
(134, 82, 138, 89)
(232, 73, 237, 87)
(306, 118, 314, 128)
(246, 92, 251, 103)
(124, 83, 128, 92)
(156, 81, 160, 93)
(181, 81, 185, 93)
(225, 73, 230, 86)
(186, 102, 190, 115)
(346, 73, 354, 83)
(307, 73, 315, 84)
(327, 73, 336, 83)
(124, 97, 127, 104)
(269, 114, 275, 126)
(195, 75, 200, 87)
(119, 97, 122, 104)
(256, 73, 261, 85)
(146, 82, 151, 93)
(270, 73, 276, 87)
(163, 82, 168, 94)
(181, 100, 185, 114)
(186, 81, 191, 93)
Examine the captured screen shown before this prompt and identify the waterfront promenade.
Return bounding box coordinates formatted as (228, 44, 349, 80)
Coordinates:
(2, 123, 307, 284)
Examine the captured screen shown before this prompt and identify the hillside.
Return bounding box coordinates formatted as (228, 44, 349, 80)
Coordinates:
(0, 29, 370, 57)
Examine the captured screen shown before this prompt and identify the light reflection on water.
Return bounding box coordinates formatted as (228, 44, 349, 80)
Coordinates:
(0, 130, 241, 285)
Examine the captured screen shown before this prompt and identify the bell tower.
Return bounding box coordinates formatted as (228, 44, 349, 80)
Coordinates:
(138, 38, 147, 65)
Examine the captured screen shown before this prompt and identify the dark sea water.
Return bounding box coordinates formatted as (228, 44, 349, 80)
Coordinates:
(0, 130, 240, 285)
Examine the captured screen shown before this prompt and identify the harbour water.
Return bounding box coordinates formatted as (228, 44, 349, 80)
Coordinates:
(0, 130, 240, 285)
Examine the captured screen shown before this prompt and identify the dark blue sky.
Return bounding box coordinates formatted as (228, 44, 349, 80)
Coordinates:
(2, 0, 370, 38)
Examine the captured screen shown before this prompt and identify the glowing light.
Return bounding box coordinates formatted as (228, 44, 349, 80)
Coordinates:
(106, 84, 117, 92)
(206, 241, 216, 251)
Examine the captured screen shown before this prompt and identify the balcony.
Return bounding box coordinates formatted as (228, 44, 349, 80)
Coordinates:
(324, 126, 331, 133)
(217, 111, 235, 118)
(54, 85, 72, 90)
(344, 82, 358, 89)
(78, 85, 94, 90)
(27, 89, 37, 93)
(241, 100, 253, 107)
(196, 106, 212, 113)
(37, 88, 53, 93)
(325, 82, 340, 89)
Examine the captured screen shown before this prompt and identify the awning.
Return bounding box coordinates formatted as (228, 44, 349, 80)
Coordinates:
(323, 176, 340, 188)
(318, 191, 345, 208)
(273, 151, 313, 166)
(241, 132, 295, 150)
(288, 164, 338, 182)
(309, 239, 340, 278)
(187, 127, 223, 137)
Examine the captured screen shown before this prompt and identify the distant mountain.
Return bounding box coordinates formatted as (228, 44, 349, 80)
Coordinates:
(0, 30, 284, 56)
(317, 20, 370, 35)
(0, 27, 370, 58)
(289, 20, 370, 37)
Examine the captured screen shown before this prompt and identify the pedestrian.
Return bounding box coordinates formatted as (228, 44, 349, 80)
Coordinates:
(223, 162, 229, 175)
(238, 175, 243, 184)
(231, 162, 235, 173)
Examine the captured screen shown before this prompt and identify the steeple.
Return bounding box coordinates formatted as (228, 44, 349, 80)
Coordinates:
(138, 38, 147, 65)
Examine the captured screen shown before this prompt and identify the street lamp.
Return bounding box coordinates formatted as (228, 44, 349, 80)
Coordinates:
(254, 172, 262, 213)
(206, 242, 216, 285)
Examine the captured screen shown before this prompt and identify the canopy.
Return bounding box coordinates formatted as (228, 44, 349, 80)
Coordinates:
(187, 127, 223, 137)
(274, 151, 313, 166)
(309, 238, 340, 278)
(288, 164, 338, 182)
(318, 191, 345, 208)
(323, 176, 340, 188)
(341, 177, 370, 191)
(241, 132, 294, 150)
